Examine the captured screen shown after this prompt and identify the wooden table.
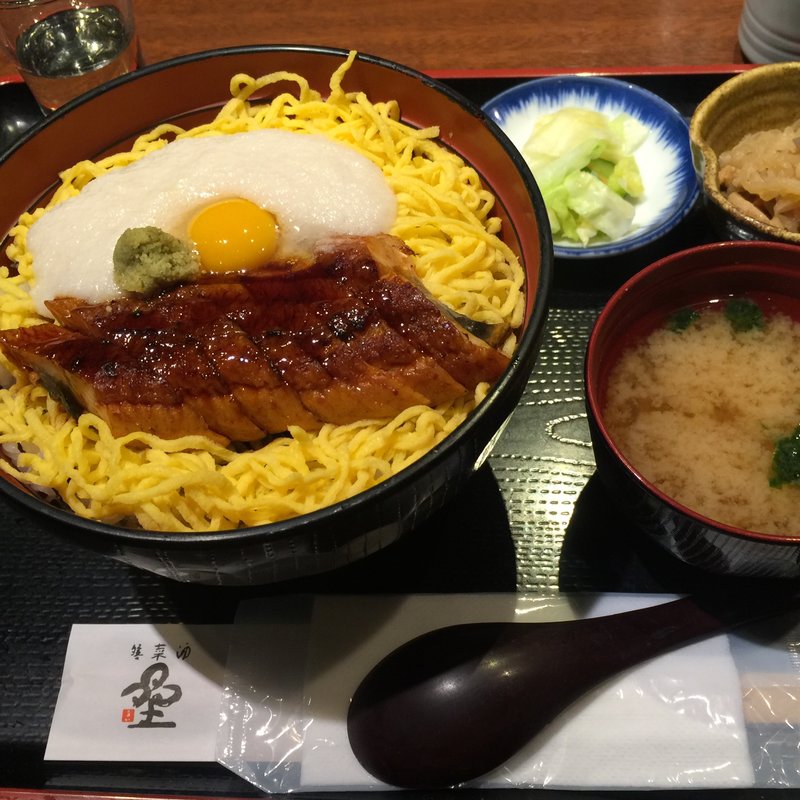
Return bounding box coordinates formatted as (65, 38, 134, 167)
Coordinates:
(136, 0, 749, 72)
(2, 0, 749, 78)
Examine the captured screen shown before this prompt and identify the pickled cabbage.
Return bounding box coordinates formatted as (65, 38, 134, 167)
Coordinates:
(522, 107, 648, 245)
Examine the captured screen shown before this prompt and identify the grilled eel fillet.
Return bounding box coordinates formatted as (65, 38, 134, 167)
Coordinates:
(0, 235, 512, 443)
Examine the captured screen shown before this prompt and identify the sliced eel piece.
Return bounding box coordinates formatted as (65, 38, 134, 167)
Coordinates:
(46, 282, 253, 335)
(300, 294, 468, 405)
(355, 234, 512, 346)
(106, 329, 265, 443)
(231, 306, 406, 426)
(240, 269, 469, 404)
(0, 323, 222, 441)
(317, 241, 511, 388)
(196, 317, 323, 433)
(1, 323, 266, 443)
(358, 275, 510, 388)
(232, 298, 433, 421)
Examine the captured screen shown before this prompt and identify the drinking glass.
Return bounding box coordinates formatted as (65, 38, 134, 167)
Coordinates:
(0, 0, 140, 111)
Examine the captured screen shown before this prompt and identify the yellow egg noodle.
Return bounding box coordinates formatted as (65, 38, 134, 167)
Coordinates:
(0, 51, 525, 532)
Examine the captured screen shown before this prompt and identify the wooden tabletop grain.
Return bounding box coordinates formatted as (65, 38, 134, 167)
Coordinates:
(1, 0, 749, 79)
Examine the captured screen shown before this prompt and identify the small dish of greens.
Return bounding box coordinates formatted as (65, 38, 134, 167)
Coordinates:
(483, 76, 698, 259)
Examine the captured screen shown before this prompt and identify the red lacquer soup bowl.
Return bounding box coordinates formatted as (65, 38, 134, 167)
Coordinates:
(586, 240, 800, 578)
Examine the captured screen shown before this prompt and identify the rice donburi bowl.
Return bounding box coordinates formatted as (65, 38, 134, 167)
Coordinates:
(0, 47, 551, 583)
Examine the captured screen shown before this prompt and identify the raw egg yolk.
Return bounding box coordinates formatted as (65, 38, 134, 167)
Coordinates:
(188, 198, 279, 272)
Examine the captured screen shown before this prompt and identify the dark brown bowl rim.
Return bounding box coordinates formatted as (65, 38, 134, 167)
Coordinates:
(0, 44, 553, 548)
(586, 239, 800, 547)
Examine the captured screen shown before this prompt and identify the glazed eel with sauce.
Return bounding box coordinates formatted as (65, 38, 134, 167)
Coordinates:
(0, 235, 512, 444)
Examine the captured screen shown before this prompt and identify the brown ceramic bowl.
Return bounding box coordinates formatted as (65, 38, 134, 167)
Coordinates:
(586, 240, 800, 579)
(0, 46, 553, 585)
(689, 62, 800, 244)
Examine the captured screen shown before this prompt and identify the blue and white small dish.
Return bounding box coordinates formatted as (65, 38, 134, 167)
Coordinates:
(482, 76, 699, 259)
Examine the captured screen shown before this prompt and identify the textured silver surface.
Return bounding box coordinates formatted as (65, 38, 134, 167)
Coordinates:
(490, 307, 598, 591)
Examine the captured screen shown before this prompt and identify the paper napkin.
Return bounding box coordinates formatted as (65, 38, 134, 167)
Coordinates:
(45, 623, 229, 761)
(218, 594, 755, 792)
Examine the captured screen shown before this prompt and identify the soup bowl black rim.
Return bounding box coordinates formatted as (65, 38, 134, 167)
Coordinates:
(0, 44, 553, 552)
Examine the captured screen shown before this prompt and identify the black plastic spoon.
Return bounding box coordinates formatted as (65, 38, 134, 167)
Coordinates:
(347, 590, 800, 788)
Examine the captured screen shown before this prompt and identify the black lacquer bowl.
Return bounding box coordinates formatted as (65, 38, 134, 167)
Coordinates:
(585, 240, 800, 579)
(0, 46, 552, 585)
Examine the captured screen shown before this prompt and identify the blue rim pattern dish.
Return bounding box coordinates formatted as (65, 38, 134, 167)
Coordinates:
(482, 76, 699, 259)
